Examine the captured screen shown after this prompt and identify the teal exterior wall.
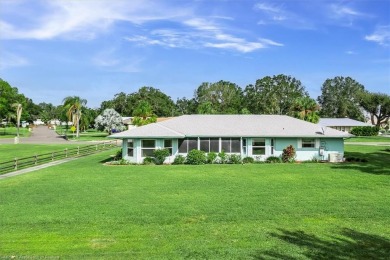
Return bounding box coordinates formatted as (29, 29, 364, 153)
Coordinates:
(122, 137, 345, 163)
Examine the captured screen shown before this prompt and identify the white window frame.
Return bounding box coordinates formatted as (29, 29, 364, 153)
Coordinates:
(141, 139, 156, 157)
(298, 138, 320, 149)
(252, 138, 266, 155)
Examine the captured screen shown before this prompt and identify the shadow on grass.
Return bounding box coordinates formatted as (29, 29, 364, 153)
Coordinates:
(332, 150, 390, 175)
(253, 228, 390, 260)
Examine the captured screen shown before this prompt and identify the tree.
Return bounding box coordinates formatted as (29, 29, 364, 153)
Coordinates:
(194, 81, 244, 114)
(359, 91, 390, 127)
(293, 96, 320, 123)
(95, 108, 125, 134)
(12, 103, 22, 139)
(0, 79, 26, 123)
(317, 76, 365, 120)
(132, 100, 157, 126)
(176, 97, 197, 115)
(244, 74, 308, 115)
(62, 96, 87, 138)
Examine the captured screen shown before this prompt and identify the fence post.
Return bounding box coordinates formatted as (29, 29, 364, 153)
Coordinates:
(77, 146, 80, 155)
(14, 158, 18, 170)
(35, 155, 38, 165)
(96, 144, 98, 151)
(52, 152, 54, 161)
(65, 148, 68, 158)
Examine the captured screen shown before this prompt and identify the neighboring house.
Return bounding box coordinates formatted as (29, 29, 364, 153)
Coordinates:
(122, 116, 173, 130)
(318, 118, 372, 133)
(109, 115, 352, 164)
(33, 119, 45, 125)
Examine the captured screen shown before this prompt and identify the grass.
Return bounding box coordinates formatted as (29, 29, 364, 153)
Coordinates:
(0, 145, 389, 258)
(0, 144, 118, 162)
(345, 136, 390, 142)
(0, 127, 31, 138)
(56, 127, 110, 141)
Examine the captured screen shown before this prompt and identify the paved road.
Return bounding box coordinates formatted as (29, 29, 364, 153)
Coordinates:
(0, 126, 72, 144)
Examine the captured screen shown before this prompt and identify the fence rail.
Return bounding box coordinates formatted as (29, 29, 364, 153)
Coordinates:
(0, 141, 119, 175)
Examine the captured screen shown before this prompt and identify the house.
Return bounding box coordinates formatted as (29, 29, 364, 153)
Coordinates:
(318, 118, 372, 133)
(109, 115, 352, 163)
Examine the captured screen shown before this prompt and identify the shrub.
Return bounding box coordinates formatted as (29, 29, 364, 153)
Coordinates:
(242, 157, 254, 164)
(266, 156, 282, 163)
(186, 149, 207, 165)
(173, 155, 186, 165)
(114, 149, 122, 160)
(282, 145, 296, 163)
(143, 157, 155, 165)
(228, 154, 242, 164)
(218, 150, 228, 164)
(351, 126, 379, 136)
(153, 149, 170, 165)
(207, 152, 218, 164)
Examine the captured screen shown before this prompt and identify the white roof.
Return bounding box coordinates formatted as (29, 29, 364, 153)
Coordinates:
(109, 115, 352, 139)
(318, 118, 372, 127)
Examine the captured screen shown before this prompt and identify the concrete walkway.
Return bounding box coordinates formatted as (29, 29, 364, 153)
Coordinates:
(0, 125, 69, 144)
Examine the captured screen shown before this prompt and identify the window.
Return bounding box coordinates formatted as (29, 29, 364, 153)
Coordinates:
(271, 139, 274, 155)
(252, 138, 265, 155)
(242, 138, 247, 155)
(221, 138, 241, 153)
(142, 139, 155, 157)
(164, 139, 172, 155)
(127, 139, 134, 157)
(302, 138, 315, 148)
(178, 138, 198, 153)
(200, 138, 219, 153)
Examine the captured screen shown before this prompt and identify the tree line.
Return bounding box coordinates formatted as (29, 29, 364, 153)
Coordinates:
(1, 75, 389, 132)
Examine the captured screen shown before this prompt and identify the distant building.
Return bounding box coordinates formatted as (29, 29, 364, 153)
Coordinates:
(318, 118, 372, 133)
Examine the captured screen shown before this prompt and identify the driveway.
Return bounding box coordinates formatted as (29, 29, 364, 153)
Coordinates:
(0, 126, 69, 144)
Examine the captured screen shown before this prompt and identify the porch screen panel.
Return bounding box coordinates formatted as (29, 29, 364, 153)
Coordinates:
(200, 138, 210, 152)
(188, 138, 197, 151)
(221, 138, 231, 153)
(178, 139, 187, 153)
(231, 138, 240, 153)
(210, 138, 219, 152)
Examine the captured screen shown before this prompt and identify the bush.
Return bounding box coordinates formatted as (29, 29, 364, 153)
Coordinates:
(186, 149, 207, 165)
(143, 157, 155, 165)
(228, 154, 242, 164)
(207, 152, 218, 164)
(266, 156, 282, 163)
(282, 145, 296, 163)
(218, 150, 228, 164)
(173, 155, 186, 165)
(242, 157, 254, 164)
(350, 126, 379, 136)
(153, 149, 170, 165)
(114, 149, 122, 160)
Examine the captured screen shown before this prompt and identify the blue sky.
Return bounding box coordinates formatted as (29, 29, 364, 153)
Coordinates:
(1, 0, 389, 108)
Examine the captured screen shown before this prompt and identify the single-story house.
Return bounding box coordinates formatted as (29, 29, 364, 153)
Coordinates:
(109, 115, 352, 163)
(318, 118, 372, 133)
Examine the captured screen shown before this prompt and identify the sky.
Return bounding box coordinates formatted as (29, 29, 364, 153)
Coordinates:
(1, 0, 389, 108)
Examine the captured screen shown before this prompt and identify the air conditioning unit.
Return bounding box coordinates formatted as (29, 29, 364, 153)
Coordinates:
(329, 153, 342, 163)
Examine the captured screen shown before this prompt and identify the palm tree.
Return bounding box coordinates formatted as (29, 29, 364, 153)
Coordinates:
(62, 96, 87, 138)
(293, 97, 320, 123)
(132, 101, 157, 126)
(12, 103, 22, 139)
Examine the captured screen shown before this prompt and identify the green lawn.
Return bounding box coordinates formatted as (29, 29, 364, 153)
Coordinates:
(0, 144, 115, 162)
(0, 145, 389, 258)
(0, 127, 31, 138)
(345, 136, 390, 142)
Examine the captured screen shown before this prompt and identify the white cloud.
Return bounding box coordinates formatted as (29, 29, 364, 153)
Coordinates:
(365, 25, 390, 46)
(0, 51, 29, 70)
(0, 0, 190, 40)
(253, 1, 312, 29)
